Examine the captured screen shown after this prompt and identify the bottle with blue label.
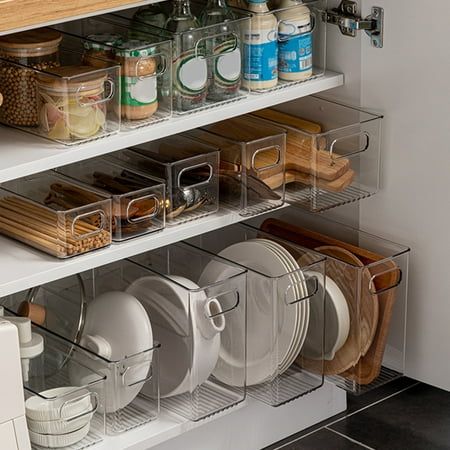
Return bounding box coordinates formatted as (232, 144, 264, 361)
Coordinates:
(276, 0, 313, 81)
(242, 0, 278, 90)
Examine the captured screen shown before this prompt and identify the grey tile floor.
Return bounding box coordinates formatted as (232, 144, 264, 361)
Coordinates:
(265, 378, 450, 450)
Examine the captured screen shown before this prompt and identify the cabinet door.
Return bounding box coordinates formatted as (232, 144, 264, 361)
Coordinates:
(358, 0, 450, 390)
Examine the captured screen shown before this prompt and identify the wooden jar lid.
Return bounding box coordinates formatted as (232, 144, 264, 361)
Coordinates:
(0, 28, 62, 56)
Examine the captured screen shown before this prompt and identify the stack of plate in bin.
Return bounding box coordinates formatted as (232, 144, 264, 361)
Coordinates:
(199, 239, 310, 386)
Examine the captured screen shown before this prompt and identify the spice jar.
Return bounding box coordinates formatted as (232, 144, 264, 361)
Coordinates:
(83, 34, 122, 69)
(115, 41, 159, 121)
(0, 28, 61, 127)
(37, 66, 109, 142)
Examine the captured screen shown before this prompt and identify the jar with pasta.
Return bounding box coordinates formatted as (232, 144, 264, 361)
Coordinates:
(36, 66, 115, 143)
(115, 40, 159, 121)
(0, 28, 61, 127)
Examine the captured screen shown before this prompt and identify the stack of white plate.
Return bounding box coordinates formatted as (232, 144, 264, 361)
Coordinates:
(199, 238, 310, 386)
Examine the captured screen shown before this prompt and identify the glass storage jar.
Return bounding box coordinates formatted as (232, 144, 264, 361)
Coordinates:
(0, 28, 62, 127)
(36, 66, 111, 142)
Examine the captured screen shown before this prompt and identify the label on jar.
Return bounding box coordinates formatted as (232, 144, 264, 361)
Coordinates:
(278, 23, 312, 74)
(243, 28, 278, 82)
(121, 76, 158, 106)
(214, 40, 242, 88)
(174, 50, 208, 101)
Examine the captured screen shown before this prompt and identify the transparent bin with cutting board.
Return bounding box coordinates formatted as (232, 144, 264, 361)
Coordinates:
(252, 96, 383, 212)
(55, 157, 166, 241)
(260, 211, 410, 394)
(231, 0, 326, 93)
(115, 2, 250, 114)
(53, 14, 172, 129)
(1, 271, 160, 435)
(110, 135, 219, 226)
(0, 171, 112, 258)
(129, 242, 247, 421)
(188, 223, 326, 406)
(184, 114, 286, 217)
(0, 309, 107, 449)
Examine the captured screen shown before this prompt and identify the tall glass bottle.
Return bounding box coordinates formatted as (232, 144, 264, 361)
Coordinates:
(200, 0, 241, 101)
(166, 0, 208, 111)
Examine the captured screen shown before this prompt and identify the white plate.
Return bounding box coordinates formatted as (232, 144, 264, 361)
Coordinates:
(70, 291, 153, 413)
(302, 272, 350, 361)
(127, 275, 223, 398)
(199, 240, 299, 386)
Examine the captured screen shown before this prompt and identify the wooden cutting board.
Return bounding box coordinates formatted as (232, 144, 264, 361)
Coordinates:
(261, 219, 401, 385)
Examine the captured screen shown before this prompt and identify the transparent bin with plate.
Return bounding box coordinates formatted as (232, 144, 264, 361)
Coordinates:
(0, 171, 112, 258)
(0, 29, 121, 145)
(111, 135, 219, 226)
(53, 14, 172, 129)
(115, 2, 250, 114)
(252, 96, 383, 212)
(231, 0, 326, 93)
(129, 242, 247, 420)
(1, 272, 160, 435)
(55, 157, 165, 241)
(185, 114, 286, 216)
(260, 210, 410, 394)
(188, 222, 326, 406)
(0, 309, 106, 449)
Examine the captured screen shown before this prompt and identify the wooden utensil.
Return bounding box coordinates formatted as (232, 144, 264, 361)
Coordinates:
(261, 218, 401, 384)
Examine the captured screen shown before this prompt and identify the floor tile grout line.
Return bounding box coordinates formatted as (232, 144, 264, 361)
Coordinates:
(326, 427, 376, 450)
(269, 381, 420, 450)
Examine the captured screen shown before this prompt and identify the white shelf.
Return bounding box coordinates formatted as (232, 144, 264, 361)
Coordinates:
(0, 207, 284, 298)
(95, 383, 346, 450)
(0, 72, 343, 184)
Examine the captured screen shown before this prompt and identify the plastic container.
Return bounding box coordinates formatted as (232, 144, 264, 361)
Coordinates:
(115, 2, 250, 114)
(55, 158, 165, 241)
(129, 242, 247, 420)
(0, 28, 62, 127)
(111, 136, 219, 226)
(252, 96, 383, 212)
(1, 270, 160, 435)
(53, 14, 173, 129)
(0, 171, 112, 258)
(188, 223, 326, 406)
(0, 310, 107, 449)
(185, 114, 286, 216)
(259, 210, 410, 394)
(235, 0, 326, 92)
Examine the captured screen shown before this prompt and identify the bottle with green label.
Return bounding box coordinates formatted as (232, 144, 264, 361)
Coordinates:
(166, 0, 208, 111)
(200, 0, 241, 101)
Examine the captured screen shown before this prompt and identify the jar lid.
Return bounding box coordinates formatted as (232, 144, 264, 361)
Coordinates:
(37, 65, 107, 93)
(115, 40, 156, 57)
(0, 28, 62, 56)
(83, 33, 123, 51)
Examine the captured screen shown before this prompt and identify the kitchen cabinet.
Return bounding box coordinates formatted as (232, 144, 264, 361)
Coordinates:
(0, 0, 447, 448)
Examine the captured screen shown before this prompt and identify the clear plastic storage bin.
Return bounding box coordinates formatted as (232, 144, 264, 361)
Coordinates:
(232, 0, 326, 93)
(115, 2, 250, 114)
(129, 242, 247, 420)
(260, 211, 410, 394)
(252, 96, 383, 212)
(53, 14, 172, 129)
(0, 30, 121, 145)
(111, 135, 219, 226)
(186, 114, 286, 216)
(55, 157, 165, 241)
(0, 171, 112, 258)
(188, 223, 326, 406)
(0, 310, 106, 449)
(1, 271, 160, 435)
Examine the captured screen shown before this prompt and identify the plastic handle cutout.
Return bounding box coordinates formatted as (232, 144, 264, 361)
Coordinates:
(137, 52, 168, 80)
(284, 274, 318, 305)
(177, 162, 213, 189)
(60, 391, 98, 422)
(251, 145, 281, 173)
(71, 209, 106, 240)
(369, 267, 402, 295)
(194, 32, 238, 59)
(122, 362, 153, 387)
(126, 193, 160, 224)
(77, 78, 115, 107)
(329, 131, 370, 161)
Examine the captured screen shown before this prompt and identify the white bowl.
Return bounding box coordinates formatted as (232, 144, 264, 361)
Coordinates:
(27, 411, 93, 435)
(28, 422, 90, 448)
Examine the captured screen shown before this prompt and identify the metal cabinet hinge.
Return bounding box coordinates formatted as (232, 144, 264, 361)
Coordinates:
(324, 0, 384, 48)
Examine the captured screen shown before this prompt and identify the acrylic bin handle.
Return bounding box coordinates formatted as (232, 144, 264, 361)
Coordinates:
(194, 32, 239, 59)
(59, 391, 99, 422)
(77, 78, 115, 106)
(251, 145, 282, 173)
(284, 274, 319, 305)
(329, 131, 370, 161)
(126, 193, 160, 224)
(177, 162, 213, 190)
(71, 209, 106, 240)
(369, 267, 402, 295)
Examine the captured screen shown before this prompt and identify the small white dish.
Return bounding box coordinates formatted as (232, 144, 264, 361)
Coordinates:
(26, 411, 93, 435)
(28, 422, 90, 448)
(25, 387, 92, 422)
(302, 272, 350, 361)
